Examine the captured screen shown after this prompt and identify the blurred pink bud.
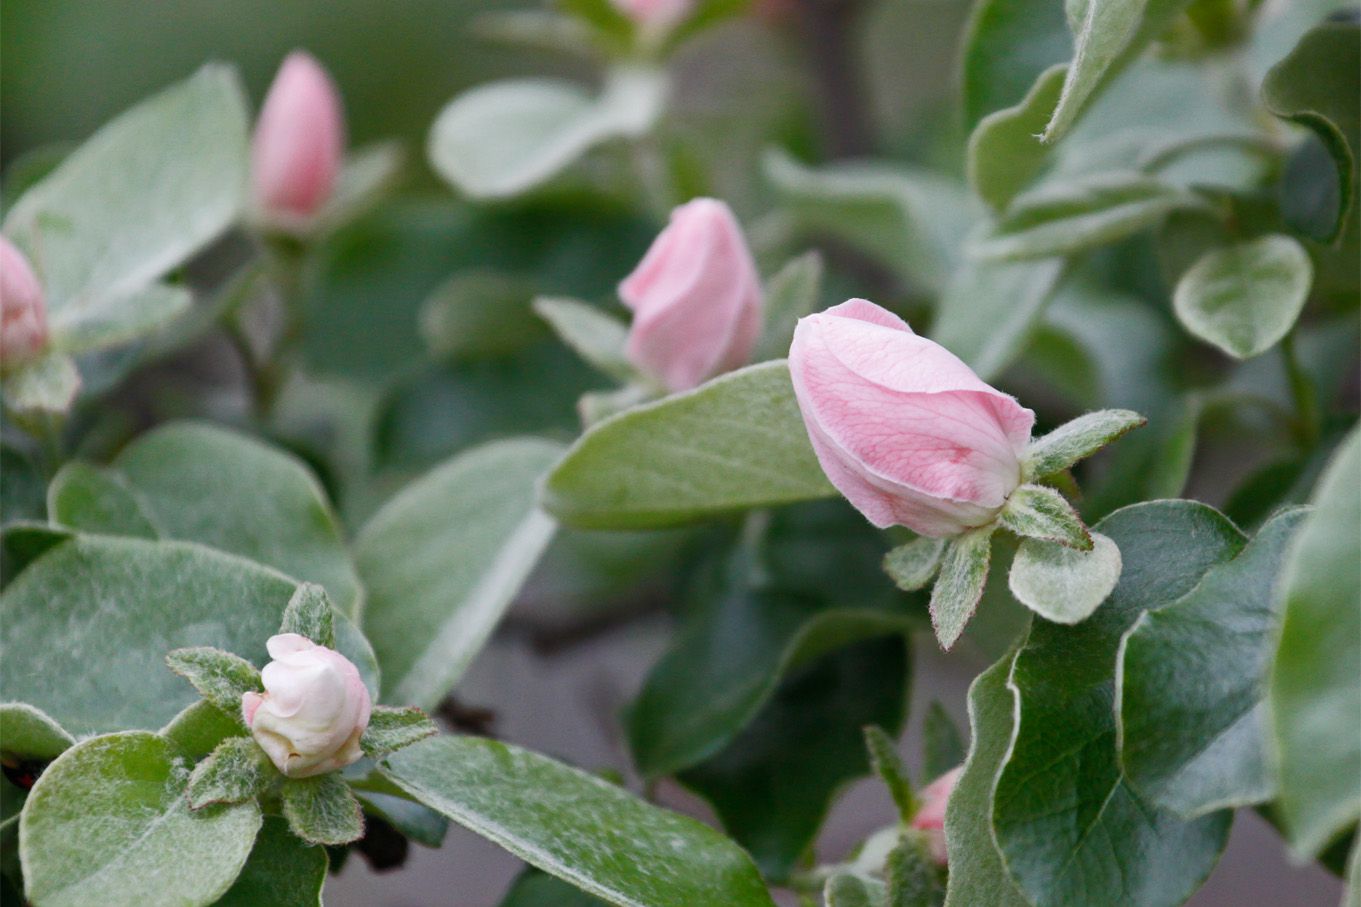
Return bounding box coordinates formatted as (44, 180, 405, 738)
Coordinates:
(242, 633, 371, 778)
(251, 51, 344, 225)
(611, 0, 694, 31)
(789, 299, 1034, 536)
(0, 237, 49, 369)
(911, 766, 963, 865)
(619, 198, 763, 392)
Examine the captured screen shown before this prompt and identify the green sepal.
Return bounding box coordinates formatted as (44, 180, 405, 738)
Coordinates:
(885, 832, 939, 907)
(824, 870, 888, 907)
(165, 647, 261, 716)
(863, 725, 916, 822)
(186, 736, 277, 809)
(882, 537, 947, 592)
(999, 484, 1092, 550)
(929, 526, 994, 650)
(282, 772, 365, 845)
(279, 582, 335, 648)
(1022, 409, 1146, 480)
(361, 706, 439, 758)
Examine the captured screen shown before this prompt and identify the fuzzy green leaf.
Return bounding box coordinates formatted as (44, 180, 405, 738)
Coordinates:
(864, 724, 916, 821)
(0, 703, 75, 760)
(1009, 531, 1122, 624)
(217, 814, 328, 907)
(187, 735, 276, 809)
(886, 834, 939, 907)
(755, 251, 823, 362)
(999, 484, 1092, 549)
(279, 582, 335, 648)
(1023, 408, 1147, 479)
(826, 871, 888, 907)
(165, 647, 262, 715)
(533, 296, 634, 382)
(882, 537, 946, 592)
(930, 256, 1065, 381)
(361, 705, 438, 758)
(968, 64, 1067, 211)
(282, 772, 365, 846)
(929, 527, 994, 650)
(47, 462, 157, 539)
(959, 0, 1070, 129)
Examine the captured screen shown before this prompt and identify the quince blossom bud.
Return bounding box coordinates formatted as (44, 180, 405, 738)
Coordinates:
(251, 51, 344, 226)
(911, 766, 963, 865)
(619, 198, 763, 393)
(242, 633, 371, 778)
(789, 299, 1034, 537)
(0, 237, 49, 370)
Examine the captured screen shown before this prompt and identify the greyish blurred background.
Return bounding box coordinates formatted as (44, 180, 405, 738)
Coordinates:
(2, 1, 1344, 904)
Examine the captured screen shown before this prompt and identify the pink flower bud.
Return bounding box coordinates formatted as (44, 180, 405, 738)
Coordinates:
(611, 0, 694, 31)
(242, 633, 371, 778)
(911, 766, 963, 865)
(0, 237, 49, 370)
(251, 51, 344, 226)
(619, 198, 763, 393)
(789, 299, 1034, 537)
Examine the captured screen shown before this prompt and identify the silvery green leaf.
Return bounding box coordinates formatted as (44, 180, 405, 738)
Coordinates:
(999, 484, 1092, 550)
(929, 527, 994, 650)
(1023, 408, 1146, 479)
(1009, 532, 1122, 624)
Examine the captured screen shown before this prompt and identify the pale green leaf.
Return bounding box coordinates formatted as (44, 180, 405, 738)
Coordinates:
(159, 701, 242, 761)
(187, 735, 276, 809)
(279, 582, 335, 648)
(1172, 234, 1313, 359)
(1022, 408, 1146, 479)
(0, 703, 75, 760)
(165, 646, 261, 715)
(959, 0, 1070, 129)
(929, 527, 994, 650)
(19, 731, 261, 907)
(381, 735, 776, 907)
(533, 296, 634, 382)
(1, 351, 80, 415)
(882, 537, 946, 592)
(421, 270, 545, 361)
(217, 815, 327, 907)
(755, 251, 823, 362)
(47, 462, 157, 539)
(826, 871, 888, 907)
(2, 65, 247, 344)
(429, 66, 666, 198)
(864, 725, 916, 821)
(542, 361, 834, 529)
(929, 256, 1065, 381)
(1008, 532, 1122, 624)
(356, 438, 561, 707)
(1270, 429, 1361, 857)
(968, 64, 1067, 211)
(999, 484, 1092, 549)
(282, 772, 364, 846)
(49, 283, 191, 356)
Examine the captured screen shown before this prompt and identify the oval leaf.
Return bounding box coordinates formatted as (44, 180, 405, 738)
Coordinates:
(1008, 531, 1121, 624)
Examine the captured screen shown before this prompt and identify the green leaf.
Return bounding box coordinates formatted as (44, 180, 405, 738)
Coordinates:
(356, 438, 561, 707)
(763, 149, 975, 291)
(499, 867, 612, 907)
(420, 269, 546, 362)
(959, 0, 1071, 129)
(2, 65, 247, 349)
(279, 582, 335, 648)
(993, 501, 1241, 907)
(679, 638, 911, 881)
(1262, 22, 1360, 242)
(351, 788, 448, 848)
(969, 173, 1197, 261)
(1008, 532, 1122, 624)
(428, 66, 666, 199)
(542, 361, 834, 528)
(929, 527, 994, 651)
(382, 735, 775, 907)
(2, 351, 80, 415)
(1118, 508, 1308, 818)
(19, 731, 261, 907)
(165, 646, 262, 715)
(882, 537, 946, 592)
(0, 535, 378, 735)
(360, 706, 438, 758)
(1041, 0, 1196, 143)
(281, 772, 364, 846)
(826, 870, 888, 907)
(187, 735, 276, 809)
(217, 815, 328, 907)
(48, 462, 157, 538)
(1022, 408, 1147, 479)
(104, 422, 364, 617)
(885, 834, 939, 907)
(160, 701, 242, 760)
(0, 703, 75, 760)
(942, 651, 1029, 907)
(999, 484, 1092, 549)
(533, 296, 634, 382)
(1172, 234, 1313, 359)
(922, 702, 965, 781)
(49, 282, 192, 356)
(754, 251, 823, 362)
(316, 141, 405, 234)
(864, 725, 916, 821)
(929, 256, 1065, 381)
(968, 64, 1067, 211)
(1270, 429, 1361, 857)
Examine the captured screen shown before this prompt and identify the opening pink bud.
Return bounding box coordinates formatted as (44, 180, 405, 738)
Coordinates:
(789, 299, 1034, 536)
(619, 197, 763, 393)
(242, 633, 371, 777)
(0, 237, 49, 370)
(611, 0, 694, 31)
(911, 766, 963, 865)
(251, 51, 345, 226)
